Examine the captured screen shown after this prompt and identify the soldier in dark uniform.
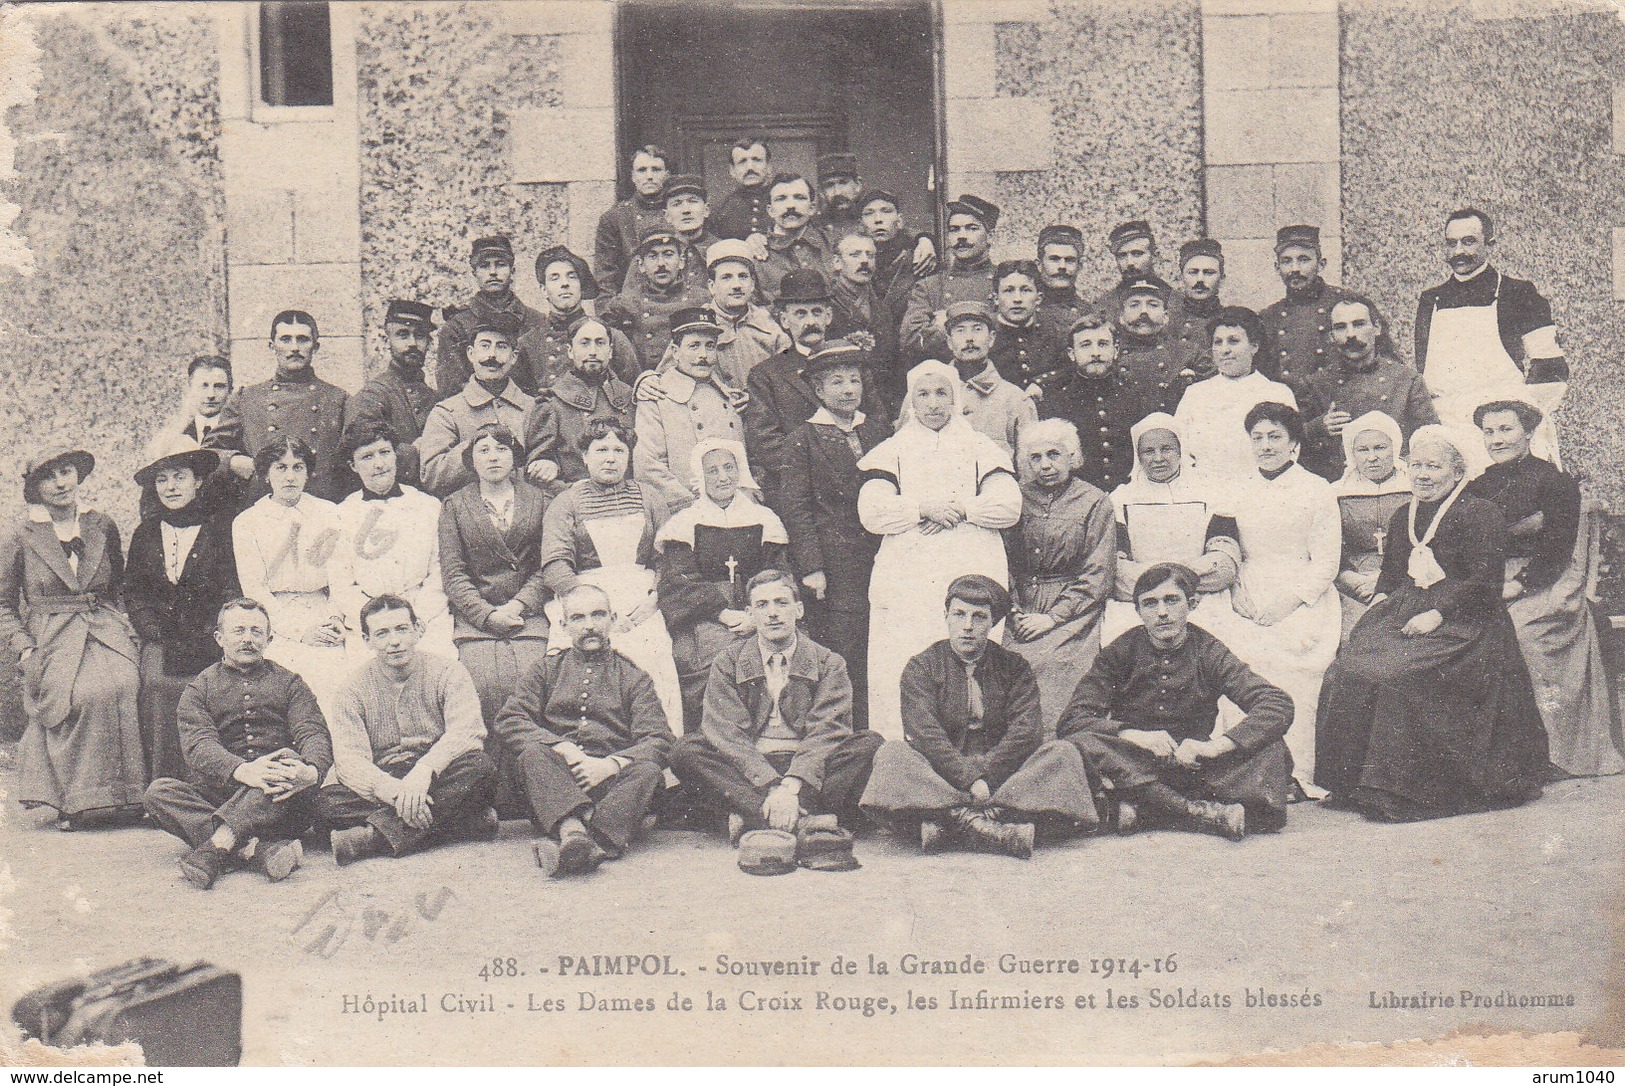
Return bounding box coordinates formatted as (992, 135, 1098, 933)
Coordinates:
(779, 342, 891, 729)
(816, 155, 938, 282)
(599, 224, 709, 374)
(592, 144, 671, 294)
(434, 235, 543, 395)
(1035, 224, 1085, 323)
(900, 193, 999, 363)
(1113, 274, 1198, 417)
(1041, 314, 1146, 494)
(344, 300, 439, 488)
(759, 172, 836, 302)
(859, 189, 932, 308)
(1258, 224, 1351, 386)
(1089, 220, 1160, 323)
(827, 231, 902, 413)
(663, 174, 719, 290)
(209, 310, 350, 502)
(989, 259, 1070, 398)
(522, 316, 636, 496)
(711, 137, 773, 241)
(1167, 239, 1225, 374)
(517, 245, 638, 396)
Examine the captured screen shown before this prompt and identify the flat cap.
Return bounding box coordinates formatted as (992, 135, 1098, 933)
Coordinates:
(859, 188, 902, 212)
(663, 175, 707, 202)
(1107, 220, 1153, 252)
(1037, 224, 1084, 251)
(946, 193, 1000, 231)
(817, 152, 860, 183)
(384, 299, 436, 329)
(1178, 238, 1224, 266)
(1275, 224, 1321, 252)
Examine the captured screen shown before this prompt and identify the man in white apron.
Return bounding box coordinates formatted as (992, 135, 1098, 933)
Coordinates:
(1415, 207, 1567, 475)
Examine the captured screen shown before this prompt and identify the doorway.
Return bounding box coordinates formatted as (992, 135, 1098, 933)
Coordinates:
(615, 0, 942, 235)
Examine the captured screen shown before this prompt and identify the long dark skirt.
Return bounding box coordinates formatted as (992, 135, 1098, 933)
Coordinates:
(1315, 586, 1549, 821)
(138, 642, 195, 783)
(459, 635, 548, 820)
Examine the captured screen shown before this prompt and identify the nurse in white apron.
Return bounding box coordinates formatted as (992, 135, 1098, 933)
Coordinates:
(1422, 274, 1564, 476)
(537, 420, 684, 733)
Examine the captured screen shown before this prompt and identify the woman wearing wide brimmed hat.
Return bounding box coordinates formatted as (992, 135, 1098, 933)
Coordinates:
(125, 435, 241, 781)
(0, 446, 145, 828)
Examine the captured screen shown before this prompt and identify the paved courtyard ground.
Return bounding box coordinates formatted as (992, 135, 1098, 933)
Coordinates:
(2, 760, 1623, 1066)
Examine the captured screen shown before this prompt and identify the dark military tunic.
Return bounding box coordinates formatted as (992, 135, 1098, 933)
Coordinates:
(712, 183, 770, 241)
(599, 275, 710, 374)
(344, 365, 438, 488)
(211, 371, 350, 502)
(593, 194, 670, 295)
(514, 306, 640, 396)
(1115, 329, 1198, 417)
(1258, 279, 1352, 385)
(433, 290, 544, 395)
(1296, 355, 1439, 481)
(990, 311, 1070, 396)
(521, 371, 636, 494)
(899, 258, 995, 362)
(1040, 367, 1148, 494)
(760, 224, 836, 302)
(1166, 293, 1221, 376)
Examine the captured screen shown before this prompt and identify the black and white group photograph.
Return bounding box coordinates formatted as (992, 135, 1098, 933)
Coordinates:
(0, 0, 1622, 1070)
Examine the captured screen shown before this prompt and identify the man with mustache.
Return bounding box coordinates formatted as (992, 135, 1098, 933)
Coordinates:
(592, 144, 671, 295)
(1166, 239, 1226, 367)
(417, 311, 536, 498)
(817, 157, 937, 282)
(522, 316, 635, 495)
(633, 307, 746, 510)
(759, 172, 836, 302)
(517, 245, 638, 396)
(1035, 224, 1086, 324)
(826, 232, 902, 411)
(663, 174, 720, 289)
(744, 271, 884, 508)
(943, 300, 1037, 458)
(1088, 221, 1161, 326)
(344, 300, 440, 489)
(1114, 273, 1198, 416)
(711, 137, 774, 242)
(1257, 224, 1354, 385)
(1039, 315, 1147, 493)
(900, 193, 1000, 363)
(434, 235, 543, 395)
(209, 309, 350, 502)
(1414, 207, 1567, 465)
(599, 224, 709, 374)
(1296, 294, 1438, 481)
(492, 583, 674, 877)
(704, 239, 791, 389)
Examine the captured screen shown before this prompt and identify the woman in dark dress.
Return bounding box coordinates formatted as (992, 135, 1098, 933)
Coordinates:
(0, 447, 145, 828)
(654, 438, 787, 732)
(1315, 425, 1549, 821)
(125, 436, 241, 782)
(1462, 399, 1623, 777)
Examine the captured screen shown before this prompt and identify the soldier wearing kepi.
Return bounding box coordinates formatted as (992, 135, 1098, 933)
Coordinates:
(209, 310, 350, 502)
(1090, 220, 1160, 324)
(942, 299, 1038, 458)
(592, 144, 671, 294)
(1258, 224, 1352, 386)
(492, 583, 674, 877)
(599, 224, 710, 374)
(1035, 224, 1086, 324)
(1113, 273, 1196, 416)
(344, 300, 440, 489)
(663, 174, 720, 288)
(900, 193, 1000, 363)
(435, 235, 543, 395)
(1167, 239, 1226, 368)
(517, 245, 638, 396)
(143, 598, 331, 890)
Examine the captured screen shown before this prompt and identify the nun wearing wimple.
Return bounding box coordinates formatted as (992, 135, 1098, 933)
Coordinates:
(1315, 425, 1548, 822)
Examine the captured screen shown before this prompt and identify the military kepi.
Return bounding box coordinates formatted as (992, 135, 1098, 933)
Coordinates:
(946, 193, 999, 231)
(1275, 224, 1321, 253)
(669, 306, 722, 338)
(1108, 220, 1153, 252)
(1121, 272, 1171, 301)
(384, 299, 436, 329)
(1179, 239, 1224, 266)
(817, 153, 860, 183)
(471, 310, 523, 339)
(470, 235, 514, 263)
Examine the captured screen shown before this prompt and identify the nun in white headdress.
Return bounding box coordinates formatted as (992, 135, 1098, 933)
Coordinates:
(1316, 424, 1548, 822)
(1331, 410, 1412, 638)
(857, 360, 1023, 740)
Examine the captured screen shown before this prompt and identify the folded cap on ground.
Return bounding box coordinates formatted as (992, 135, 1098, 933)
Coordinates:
(738, 829, 798, 876)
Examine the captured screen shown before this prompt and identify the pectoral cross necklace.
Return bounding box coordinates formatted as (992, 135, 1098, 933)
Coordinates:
(1373, 525, 1387, 557)
(725, 554, 739, 585)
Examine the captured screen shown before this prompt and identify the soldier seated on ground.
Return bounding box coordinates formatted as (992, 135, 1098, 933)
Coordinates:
(1057, 563, 1295, 840)
(859, 575, 1098, 859)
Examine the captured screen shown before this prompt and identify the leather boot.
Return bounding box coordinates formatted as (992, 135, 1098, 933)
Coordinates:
(954, 808, 1035, 859)
(1182, 799, 1246, 841)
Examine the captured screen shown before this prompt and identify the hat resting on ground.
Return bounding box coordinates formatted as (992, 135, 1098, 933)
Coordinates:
(738, 829, 798, 876)
(534, 245, 600, 301)
(135, 434, 220, 488)
(384, 299, 437, 329)
(797, 821, 861, 872)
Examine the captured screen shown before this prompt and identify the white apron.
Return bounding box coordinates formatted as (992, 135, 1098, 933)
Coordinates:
(1426, 284, 1563, 475)
(543, 513, 683, 733)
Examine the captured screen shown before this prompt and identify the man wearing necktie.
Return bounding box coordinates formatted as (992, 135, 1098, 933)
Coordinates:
(859, 575, 1099, 858)
(671, 569, 881, 848)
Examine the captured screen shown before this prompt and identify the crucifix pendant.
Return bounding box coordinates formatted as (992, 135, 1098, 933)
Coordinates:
(1373, 526, 1387, 557)
(725, 554, 739, 584)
